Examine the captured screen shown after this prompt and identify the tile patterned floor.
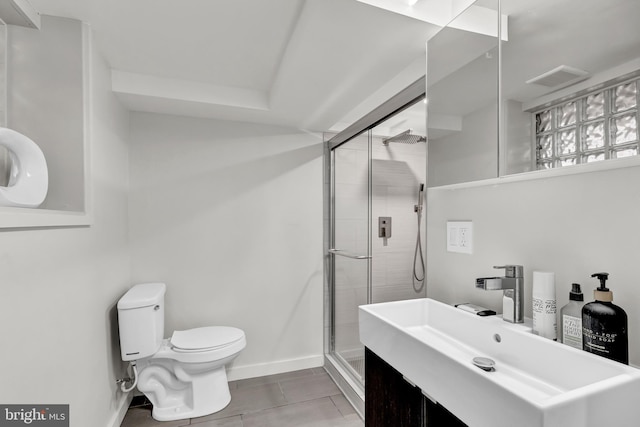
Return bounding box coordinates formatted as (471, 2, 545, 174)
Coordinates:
(120, 368, 364, 427)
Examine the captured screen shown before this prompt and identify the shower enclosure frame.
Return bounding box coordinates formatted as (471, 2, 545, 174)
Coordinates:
(323, 76, 427, 418)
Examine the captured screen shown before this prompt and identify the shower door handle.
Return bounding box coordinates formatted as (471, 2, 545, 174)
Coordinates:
(328, 249, 371, 260)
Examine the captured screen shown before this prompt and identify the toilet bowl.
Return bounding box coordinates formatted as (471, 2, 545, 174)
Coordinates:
(117, 283, 246, 421)
(137, 326, 246, 421)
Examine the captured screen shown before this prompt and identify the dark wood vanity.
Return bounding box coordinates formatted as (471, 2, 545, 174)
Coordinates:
(365, 347, 468, 427)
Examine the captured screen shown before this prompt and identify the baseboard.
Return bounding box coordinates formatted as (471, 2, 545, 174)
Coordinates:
(107, 392, 133, 427)
(227, 355, 324, 381)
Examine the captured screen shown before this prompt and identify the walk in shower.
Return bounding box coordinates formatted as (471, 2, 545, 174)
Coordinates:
(323, 79, 427, 415)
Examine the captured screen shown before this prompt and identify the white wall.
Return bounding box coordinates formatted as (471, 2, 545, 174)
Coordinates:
(128, 113, 325, 379)
(426, 164, 640, 366)
(0, 21, 131, 427)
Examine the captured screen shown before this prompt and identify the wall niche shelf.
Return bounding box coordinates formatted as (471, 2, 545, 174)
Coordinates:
(0, 16, 92, 229)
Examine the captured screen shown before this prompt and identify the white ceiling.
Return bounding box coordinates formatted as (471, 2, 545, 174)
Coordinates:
(29, 0, 439, 132)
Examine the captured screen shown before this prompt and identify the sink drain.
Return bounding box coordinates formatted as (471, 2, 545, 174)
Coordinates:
(472, 357, 495, 372)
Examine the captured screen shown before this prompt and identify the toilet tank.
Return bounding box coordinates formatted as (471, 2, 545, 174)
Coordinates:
(117, 282, 166, 361)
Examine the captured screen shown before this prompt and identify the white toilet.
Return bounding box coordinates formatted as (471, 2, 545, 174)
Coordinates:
(117, 282, 246, 421)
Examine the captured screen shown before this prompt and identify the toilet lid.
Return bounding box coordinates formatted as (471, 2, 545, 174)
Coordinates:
(170, 326, 244, 351)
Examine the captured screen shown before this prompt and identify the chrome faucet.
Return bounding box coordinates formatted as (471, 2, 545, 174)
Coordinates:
(476, 265, 524, 323)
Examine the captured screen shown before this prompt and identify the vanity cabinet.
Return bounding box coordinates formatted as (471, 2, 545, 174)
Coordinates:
(365, 347, 467, 427)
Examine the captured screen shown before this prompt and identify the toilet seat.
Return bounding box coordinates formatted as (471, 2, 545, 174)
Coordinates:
(150, 326, 246, 364)
(171, 326, 244, 352)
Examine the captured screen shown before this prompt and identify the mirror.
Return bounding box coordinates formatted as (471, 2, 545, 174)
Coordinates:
(0, 16, 90, 227)
(427, 0, 640, 186)
(426, 0, 500, 187)
(0, 20, 8, 186)
(502, 0, 640, 175)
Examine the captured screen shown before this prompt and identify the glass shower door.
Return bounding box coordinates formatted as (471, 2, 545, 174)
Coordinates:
(324, 81, 428, 417)
(329, 130, 371, 384)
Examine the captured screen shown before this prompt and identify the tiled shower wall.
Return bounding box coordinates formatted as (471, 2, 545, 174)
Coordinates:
(330, 134, 427, 354)
(371, 137, 427, 303)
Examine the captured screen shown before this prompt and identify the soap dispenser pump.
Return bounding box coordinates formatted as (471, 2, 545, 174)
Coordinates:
(582, 272, 628, 364)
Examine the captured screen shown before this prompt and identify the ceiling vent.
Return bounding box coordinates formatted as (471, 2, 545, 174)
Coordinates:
(526, 65, 589, 88)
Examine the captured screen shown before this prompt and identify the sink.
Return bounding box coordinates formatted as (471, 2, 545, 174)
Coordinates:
(359, 298, 640, 427)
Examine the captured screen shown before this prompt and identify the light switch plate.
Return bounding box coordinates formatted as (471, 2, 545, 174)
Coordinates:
(447, 221, 473, 254)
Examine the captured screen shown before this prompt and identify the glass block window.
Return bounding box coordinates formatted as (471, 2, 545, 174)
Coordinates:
(534, 77, 639, 169)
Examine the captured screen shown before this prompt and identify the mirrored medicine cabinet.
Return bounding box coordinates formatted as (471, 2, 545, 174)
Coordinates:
(427, 0, 640, 187)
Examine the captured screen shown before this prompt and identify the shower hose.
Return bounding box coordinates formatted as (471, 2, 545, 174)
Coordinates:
(413, 198, 425, 293)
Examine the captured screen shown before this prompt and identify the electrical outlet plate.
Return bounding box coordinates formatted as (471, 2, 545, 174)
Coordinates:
(447, 221, 473, 254)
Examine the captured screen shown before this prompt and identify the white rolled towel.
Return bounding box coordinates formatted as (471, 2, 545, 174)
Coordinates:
(0, 127, 48, 208)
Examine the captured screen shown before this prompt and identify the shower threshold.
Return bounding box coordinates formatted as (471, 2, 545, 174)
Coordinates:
(324, 352, 365, 419)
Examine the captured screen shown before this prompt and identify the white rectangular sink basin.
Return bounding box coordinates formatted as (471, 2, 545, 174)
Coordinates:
(359, 298, 640, 427)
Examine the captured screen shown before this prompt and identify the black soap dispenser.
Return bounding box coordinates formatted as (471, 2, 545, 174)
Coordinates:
(582, 272, 628, 364)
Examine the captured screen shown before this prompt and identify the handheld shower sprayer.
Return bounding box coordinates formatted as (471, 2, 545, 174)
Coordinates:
(413, 183, 425, 292)
(415, 183, 424, 215)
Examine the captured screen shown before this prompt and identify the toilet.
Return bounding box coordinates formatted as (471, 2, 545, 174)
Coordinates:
(117, 282, 246, 421)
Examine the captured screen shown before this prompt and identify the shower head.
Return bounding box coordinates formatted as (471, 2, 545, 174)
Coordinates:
(382, 129, 426, 145)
